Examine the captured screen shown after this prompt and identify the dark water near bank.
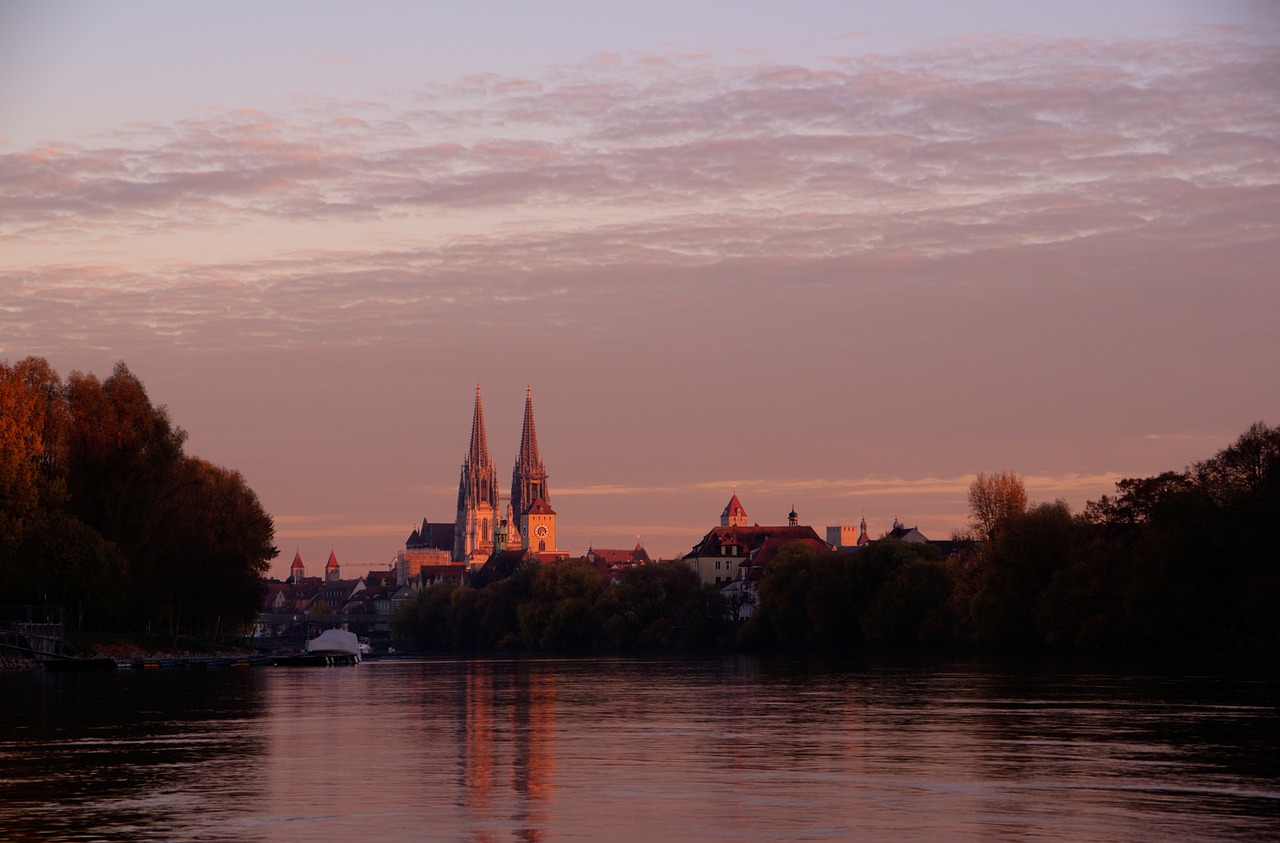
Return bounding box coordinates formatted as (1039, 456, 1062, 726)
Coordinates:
(2, 655, 1277, 841)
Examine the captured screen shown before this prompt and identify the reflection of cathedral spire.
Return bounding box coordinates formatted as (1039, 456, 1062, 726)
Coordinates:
(455, 385, 498, 564)
(511, 386, 549, 528)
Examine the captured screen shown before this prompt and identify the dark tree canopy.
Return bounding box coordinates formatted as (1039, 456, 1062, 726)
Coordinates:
(0, 356, 276, 635)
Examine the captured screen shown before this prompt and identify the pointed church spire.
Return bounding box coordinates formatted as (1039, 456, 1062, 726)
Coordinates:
(511, 385, 549, 524)
(456, 385, 498, 563)
(468, 384, 491, 466)
(517, 385, 542, 469)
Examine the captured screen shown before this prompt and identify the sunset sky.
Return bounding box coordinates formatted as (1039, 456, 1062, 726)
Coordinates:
(3, 1, 1278, 579)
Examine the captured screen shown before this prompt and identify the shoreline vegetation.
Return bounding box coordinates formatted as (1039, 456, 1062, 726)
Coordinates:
(1, 357, 275, 643)
(393, 423, 1279, 658)
(3, 356, 1277, 660)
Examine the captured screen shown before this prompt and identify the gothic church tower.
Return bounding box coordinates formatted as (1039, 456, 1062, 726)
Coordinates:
(510, 386, 549, 546)
(454, 386, 498, 565)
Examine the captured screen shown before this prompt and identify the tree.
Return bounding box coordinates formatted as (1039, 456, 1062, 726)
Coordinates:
(517, 559, 607, 648)
(967, 500, 1078, 647)
(861, 557, 954, 646)
(615, 560, 726, 648)
(739, 542, 854, 650)
(0, 363, 41, 544)
(1193, 421, 1280, 505)
(966, 470, 1028, 542)
(154, 457, 276, 636)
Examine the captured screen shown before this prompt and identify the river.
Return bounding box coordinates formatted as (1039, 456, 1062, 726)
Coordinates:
(2, 655, 1276, 841)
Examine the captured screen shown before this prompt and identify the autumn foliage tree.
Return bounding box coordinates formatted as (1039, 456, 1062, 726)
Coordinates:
(0, 356, 276, 634)
(966, 470, 1028, 542)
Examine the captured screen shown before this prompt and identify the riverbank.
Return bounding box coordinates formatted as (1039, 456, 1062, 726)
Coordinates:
(73, 632, 252, 662)
(1, 652, 38, 670)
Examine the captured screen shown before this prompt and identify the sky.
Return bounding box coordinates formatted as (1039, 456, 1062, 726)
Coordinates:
(3, 0, 1278, 579)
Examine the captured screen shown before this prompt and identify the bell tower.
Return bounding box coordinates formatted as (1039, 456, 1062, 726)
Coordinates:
(522, 497, 557, 554)
(511, 386, 549, 543)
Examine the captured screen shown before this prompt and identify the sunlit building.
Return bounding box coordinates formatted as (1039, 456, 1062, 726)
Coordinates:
(401, 385, 563, 575)
(682, 493, 828, 586)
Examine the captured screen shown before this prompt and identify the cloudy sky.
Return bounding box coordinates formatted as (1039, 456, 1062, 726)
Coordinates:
(3, 0, 1278, 578)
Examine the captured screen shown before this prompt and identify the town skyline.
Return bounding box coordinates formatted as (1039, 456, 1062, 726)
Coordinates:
(3, 1, 1278, 580)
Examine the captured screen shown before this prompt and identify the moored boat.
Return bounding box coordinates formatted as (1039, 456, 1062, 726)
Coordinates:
(271, 629, 362, 666)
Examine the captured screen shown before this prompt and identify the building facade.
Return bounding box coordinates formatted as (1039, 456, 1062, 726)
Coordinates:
(683, 494, 829, 586)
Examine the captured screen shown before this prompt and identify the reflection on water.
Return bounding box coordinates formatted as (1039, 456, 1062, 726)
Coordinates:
(1, 656, 1277, 841)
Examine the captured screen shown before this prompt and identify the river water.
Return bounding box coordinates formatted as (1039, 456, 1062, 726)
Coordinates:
(1, 655, 1276, 841)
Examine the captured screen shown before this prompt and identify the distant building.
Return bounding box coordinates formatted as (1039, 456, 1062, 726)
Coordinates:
(441, 385, 564, 568)
(826, 517, 871, 550)
(682, 494, 829, 586)
(830, 517, 968, 560)
(395, 519, 456, 585)
(586, 539, 651, 579)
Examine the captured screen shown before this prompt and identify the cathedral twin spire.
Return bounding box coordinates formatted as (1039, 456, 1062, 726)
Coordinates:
(457, 385, 497, 512)
(511, 386, 549, 526)
(454, 385, 550, 563)
(467, 385, 492, 469)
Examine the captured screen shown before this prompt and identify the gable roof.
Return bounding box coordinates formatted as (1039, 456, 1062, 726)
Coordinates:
(885, 524, 928, 543)
(684, 524, 826, 559)
(586, 545, 651, 565)
(526, 496, 555, 515)
(471, 548, 537, 586)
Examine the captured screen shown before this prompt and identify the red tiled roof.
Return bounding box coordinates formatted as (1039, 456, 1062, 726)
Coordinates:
(587, 546, 651, 565)
(419, 564, 466, 578)
(684, 525, 826, 559)
(526, 496, 556, 515)
(722, 493, 747, 520)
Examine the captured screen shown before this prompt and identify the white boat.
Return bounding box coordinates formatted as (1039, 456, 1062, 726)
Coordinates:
(304, 629, 362, 663)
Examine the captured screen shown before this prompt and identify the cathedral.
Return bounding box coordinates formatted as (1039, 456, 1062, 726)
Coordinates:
(403, 386, 558, 574)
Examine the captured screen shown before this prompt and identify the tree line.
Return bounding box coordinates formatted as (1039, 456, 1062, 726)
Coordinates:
(0, 356, 276, 637)
(393, 558, 730, 650)
(397, 423, 1279, 655)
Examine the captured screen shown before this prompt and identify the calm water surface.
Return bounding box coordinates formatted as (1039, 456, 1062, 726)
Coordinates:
(1, 655, 1276, 841)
